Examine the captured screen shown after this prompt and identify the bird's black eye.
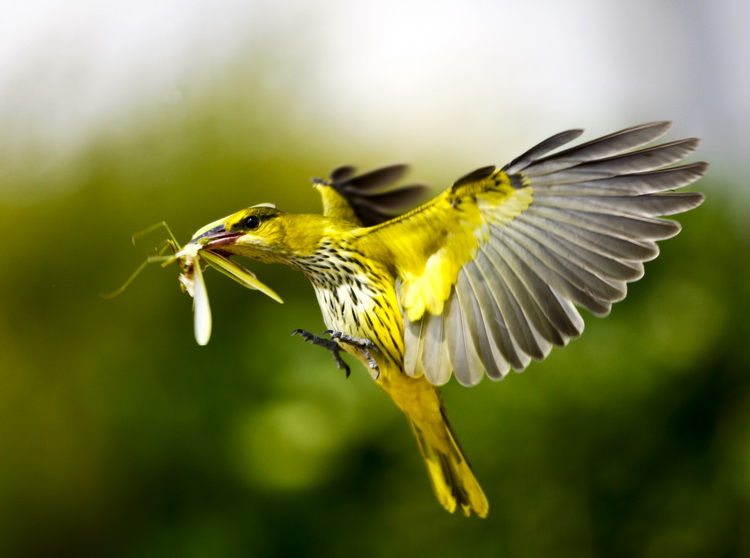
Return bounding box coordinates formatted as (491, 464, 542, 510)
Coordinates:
(244, 215, 261, 230)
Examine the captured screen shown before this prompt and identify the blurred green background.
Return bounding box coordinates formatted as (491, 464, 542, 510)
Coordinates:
(2, 2, 749, 557)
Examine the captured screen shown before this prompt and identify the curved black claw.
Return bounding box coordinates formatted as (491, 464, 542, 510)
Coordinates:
(324, 330, 381, 379)
(292, 329, 351, 378)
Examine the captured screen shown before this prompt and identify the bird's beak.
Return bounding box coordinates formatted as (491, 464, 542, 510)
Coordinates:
(189, 219, 242, 250)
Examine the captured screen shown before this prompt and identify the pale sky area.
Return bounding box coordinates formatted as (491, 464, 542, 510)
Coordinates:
(0, 0, 747, 190)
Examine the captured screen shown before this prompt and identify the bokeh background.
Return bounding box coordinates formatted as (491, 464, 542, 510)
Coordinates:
(1, 1, 748, 557)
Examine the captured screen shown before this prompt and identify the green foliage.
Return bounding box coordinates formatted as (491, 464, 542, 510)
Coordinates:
(0, 82, 747, 557)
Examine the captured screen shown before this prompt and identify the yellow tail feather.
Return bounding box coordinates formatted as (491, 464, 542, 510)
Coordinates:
(379, 368, 488, 517)
(409, 413, 489, 518)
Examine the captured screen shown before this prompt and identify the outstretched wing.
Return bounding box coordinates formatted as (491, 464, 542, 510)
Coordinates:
(313, 164, 430, 226)
(361, 122, 707, 387)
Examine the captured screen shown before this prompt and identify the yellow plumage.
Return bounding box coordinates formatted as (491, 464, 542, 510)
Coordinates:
(184, 122, 706, 517)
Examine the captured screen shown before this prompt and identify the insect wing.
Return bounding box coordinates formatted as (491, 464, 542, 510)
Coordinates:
(191, 261, 212, 345)
(200, 251, 283, 304)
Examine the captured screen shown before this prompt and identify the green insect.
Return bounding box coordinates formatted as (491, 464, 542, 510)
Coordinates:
(105, 216, 283, 345)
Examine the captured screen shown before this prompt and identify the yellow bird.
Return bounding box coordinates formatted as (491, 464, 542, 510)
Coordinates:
(183, 122, 706, 517)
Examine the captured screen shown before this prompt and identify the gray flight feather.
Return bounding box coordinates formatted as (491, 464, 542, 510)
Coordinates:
(402, 122, 706, 386)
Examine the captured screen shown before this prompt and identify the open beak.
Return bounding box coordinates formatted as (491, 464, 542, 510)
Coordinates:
(190, 224, 243, 250)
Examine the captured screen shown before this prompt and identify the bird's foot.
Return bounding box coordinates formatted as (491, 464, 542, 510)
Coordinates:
(324, 330, 381, 378)
(291, 329, 351, 378)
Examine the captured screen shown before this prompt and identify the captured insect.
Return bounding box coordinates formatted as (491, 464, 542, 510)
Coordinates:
(105, 216, 283, 345)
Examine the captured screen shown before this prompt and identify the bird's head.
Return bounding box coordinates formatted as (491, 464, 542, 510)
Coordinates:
(188, 203, 328, 264)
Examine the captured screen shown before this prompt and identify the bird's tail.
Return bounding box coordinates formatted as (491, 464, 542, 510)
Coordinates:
(408, 409, 489, 518)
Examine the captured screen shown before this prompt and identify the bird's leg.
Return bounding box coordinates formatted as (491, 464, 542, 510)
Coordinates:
(291, 329, 351, 378)
(325, 330, 381, 378)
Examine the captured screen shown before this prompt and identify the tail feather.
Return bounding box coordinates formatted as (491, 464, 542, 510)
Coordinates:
(409, 415, 489, 518)
(381, 368, 488, 516)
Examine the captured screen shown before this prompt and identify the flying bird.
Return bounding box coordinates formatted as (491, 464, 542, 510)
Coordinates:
(179, 122, 706, 517)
